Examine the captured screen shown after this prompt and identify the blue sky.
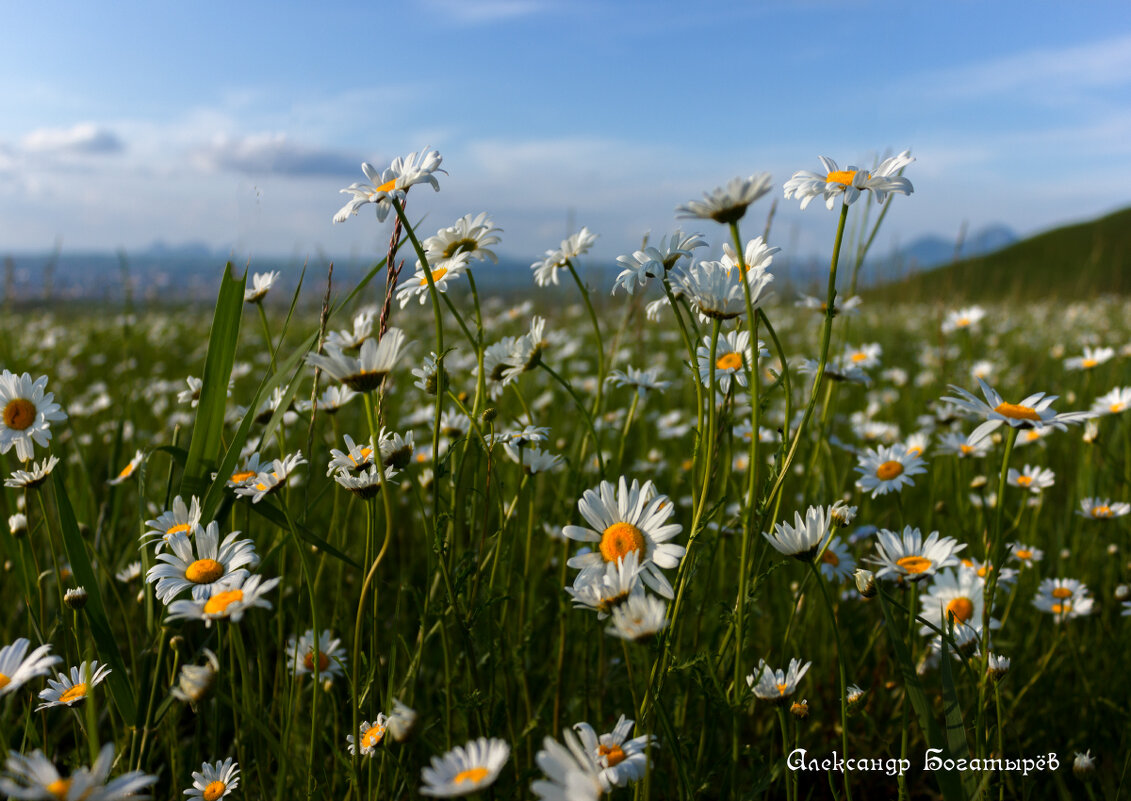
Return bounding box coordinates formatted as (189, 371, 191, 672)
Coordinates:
(2, 0, 1130, 267)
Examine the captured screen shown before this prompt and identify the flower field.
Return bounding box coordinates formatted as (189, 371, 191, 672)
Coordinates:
(1, 149, 1129, 800)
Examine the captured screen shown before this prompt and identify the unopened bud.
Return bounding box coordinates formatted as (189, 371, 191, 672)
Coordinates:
(854, 569, 877, 599)
(481, 407, 498, 424)
(64, 587, 88, 609)
(1074, 750, 1096, 780)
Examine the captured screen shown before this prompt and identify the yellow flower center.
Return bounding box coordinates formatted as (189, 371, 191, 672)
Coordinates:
(454, 766, 490, 785)
(349, 446, 373, 466)
(876, 460, 904, 480)
(1015, 549, 1032, 560)
(59, 683, 88, 704)
(185, 559, 224, 584)
(419, 267, 449, 286)
(1111, 403, 1125, 413)
(230, 470, 256, 484)
(204, 589, 243, 615)
(976, 565, 990, 578)
(850, 351, 868, 363)
(896, 556, 932, 574)
(599, 522, 646, 562)
(1016, 475, 1033, 486)
(117, 462, 136, 480)
(906, 446, 923, 457)
(361, 724, 385, 749)
(167, 522, 192, 536)
(1025, 430, 1041, 442)
(0, 673, 9, 690)
(959, 444, 974, 454)
(994, 402, 1040, 422)
(1082, 359, 1098, 369)
(598, 744, 628, 767)
(203, 780, 227, 801)
(304, 649, 331, 673)
(1051, 602, 1072, 615)
(1051, 587, 1073, 600)
(46, 779, 72, 800)
(946, 597, 974, 624)
(776, 682, 790, 695)
(956, 317, 970, 327)
(826, 169, 859, 186)
(2, 398, 36, 431)
(1091, 505, 1112, 518)
(716, 352, 743, 371)
(821, 550, 840, 567)
(374, 177, 397, 194)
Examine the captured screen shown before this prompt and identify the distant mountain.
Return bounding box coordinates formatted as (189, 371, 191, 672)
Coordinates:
(868, 206, 1131, 302)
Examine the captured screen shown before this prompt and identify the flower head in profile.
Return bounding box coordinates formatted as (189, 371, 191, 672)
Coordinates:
(307, 328, 407, 392)
(1077, 497, 1130, 520)
(0, 371, 67, 463)
(420, 737, 509, 797)
(532, 729, 604, 801)
(397, 253, 471, 308)
(677, 173, 773, 224)
(532, 227, 598, 286)
(36, 660, 112, 710)
(233, 452, 307, 503)
(606, 594, 668, 642)
(244, 271, 280, 303)
(108, 449, 145, 485)
(185, 758, 239, 801)
(573, 715, 656, 790)
(171, 648, 219, 706)
(748, 658, 811, 703)
(612, 230, 707, 295)
(142, 495, 202, 553)
(1091, 387, 1131, 416)
(423, 212, 502, 263)
(606, 366, 669, 398)
(675, 258, 774, 321)
(1064, 346, 1115, 371)
(763, 505, 833, 562)
(333, 148, 444, 224)
(942, 377, 1093, 447)
(4, 455, 60, 489)
(566, 550, 645, 618)
(784, 150, 913, 210)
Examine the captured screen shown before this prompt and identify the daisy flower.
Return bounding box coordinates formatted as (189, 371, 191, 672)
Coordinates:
(573, 715, 655, 790)
(783, 150, 914, 210)
(142, 495, 202, 553)
(0, 371, 67, 462)
(531, 227, 598, 287)
(224, 452, 266, 488)
(396, 253, 471, 308)
(1073, 750, 1096, 779)
(233, 452, 308, 503)
(942, 377, 1093, 447)
(566, 551, 645, 618)
(288, 629, 345, 684)
(918, 567, 997, 639)
(564, 477, 685, 598)
(0, 744, 156, 801)
(869, 527, 965, 582)
(9, 513, 26, 537)
(612, 230, 706, 295)
(0, 638, 60, 696)
(347, 716, 389, 756)
(244, 271, 280, 303)
(1032, 578, 1093, 622)
(796, 293, 862, 316)
(1064, 346, 1115, 371)
(387, 698, 418, 742)
(843, 343, 882, 370)
(696, 330, 766, 394)
(108, 449, 145, 485)
(606, 366, 669, 398)
(936, 431, 990, 459)
(941, 306, 986, 334)
(817, 536, 856, 581)
(532, 729, 604, 801)
(1009, 543, 1044, 567)
(36, 661, 111, 710)
(675, 257, 774, 321)
(606, 594, 668, 642)
(1078, 497, 1130, 519)
(333, 148, 444, 224)
(326, 434, 377, 474)
(165, 573, 280, 627)
(5, 455, 59, 489)
(1091, 386, 1131, 416)
(171, 649, 219, 705)
(763, 505, 833, 561)
(1007, 464, 1055, 494)
(676, 173, 773, 224)
(300, 384, 359, 414)
(145, 523, 256, 604)
(423, 212, 502, 263)
(958, 557, 1017, 586)
(748, 658, 810, 703)
(504, 444, 563, 474)
(185, 758, 239, 801)
(854, 444, 928, 498)
(420, 737, 509, 797)
(987, 653, 1010, 681)
(324, 309, 376, 352)
(306, 329, 407, 392)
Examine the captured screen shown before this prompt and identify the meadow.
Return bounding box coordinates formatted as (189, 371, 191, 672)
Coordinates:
(0, 149, 1128, 800)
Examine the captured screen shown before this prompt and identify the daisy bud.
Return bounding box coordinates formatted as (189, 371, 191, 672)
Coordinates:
(387, 698, 419, 742)
(1108, 544, 1119, 556)
(481, 407, 497, 424)
(172, 648, 220, 706)
(78, 523, 92, 538)
(789, 699, 809, 719)
(970, 475, 987, 489)
(1073, 750, 1096, 780)
(64, 587, 88, 610)
(1083, 420, 1099, 443)
(854, 569, 877, 599)
(844, 684, 866, 713)
(8, 513, 27, 538)
(987, 653, 1010, 682)
(1115, 584, 1129, 601)
(169, 635, 186, 652)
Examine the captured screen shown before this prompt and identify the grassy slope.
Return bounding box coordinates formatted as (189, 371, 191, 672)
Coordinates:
(868, 205, 1131, 302)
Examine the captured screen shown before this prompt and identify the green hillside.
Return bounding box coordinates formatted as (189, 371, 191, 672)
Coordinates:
(869, 205, 1131, 302)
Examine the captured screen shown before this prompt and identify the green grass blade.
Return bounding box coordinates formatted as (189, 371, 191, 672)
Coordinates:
(939, 634, 977, 797)
(52, 472, 137, 720)
(180, 264, 246, 500)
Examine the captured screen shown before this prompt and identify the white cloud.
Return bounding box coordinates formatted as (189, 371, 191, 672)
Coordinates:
(21, 123, 123, 155)
(191, 133, 360, 176)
